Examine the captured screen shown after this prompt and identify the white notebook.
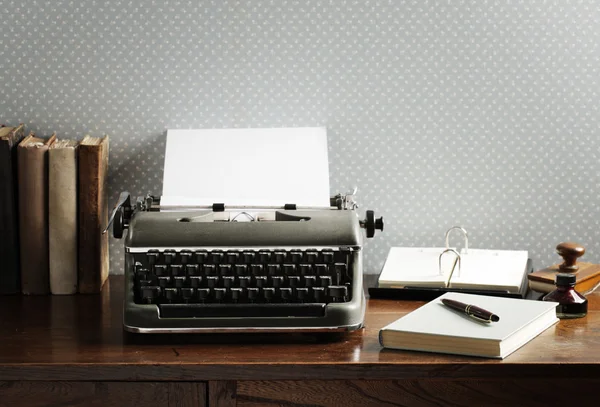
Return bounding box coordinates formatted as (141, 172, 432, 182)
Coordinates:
(378, 247, 530, 294)
(379, 292, 559, 359)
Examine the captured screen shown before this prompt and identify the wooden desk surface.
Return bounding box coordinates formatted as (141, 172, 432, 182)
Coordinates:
(1, 275, 599, 382)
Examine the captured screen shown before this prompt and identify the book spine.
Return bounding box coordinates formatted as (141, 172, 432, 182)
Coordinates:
(0, 139, 21, 294)
(78, 139, 109, 293)
(18, 144, 50, 294)
(49, 147, 78, 294)
(378, 329, 384, 347)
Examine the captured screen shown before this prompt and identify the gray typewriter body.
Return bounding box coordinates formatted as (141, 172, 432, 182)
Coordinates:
(109, 193, 383, 334)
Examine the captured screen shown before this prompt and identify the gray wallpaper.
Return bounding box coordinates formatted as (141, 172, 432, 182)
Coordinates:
(1, 1, 599, 276)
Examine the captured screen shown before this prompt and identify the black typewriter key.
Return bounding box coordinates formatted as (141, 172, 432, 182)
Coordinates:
(164, 287, 178, 303)
(258, 250, 271, 263)
(189, 276, 203, 288)
(158, 276, 171, 288)
(333, 263, 347, 284)
(195, 250, 208, 264)
(154, 264, 168, 277)
(319, 276, 332, 287)
(314, 264, 329, 275)
(282, 264, 296, 275)
(321, 250, 335, 264)
(214, 288, 227, 302)
(279, 287, 293, 302)
(235, 264, 248, 276)
(328, 285, 348, 302)
(203, 264, 216, 275)
(242, 251, 255, 263)
(146, 250, 160, 265)
(141, 286, 161, 304)
(303, 275, 317, 287)
(197, 288, 210, 302)
(263, 287, 275, 302)
(290, 250, 303, 263)
(267, 264, 280, 275)
(238, 276, 251, 288)
(219, 264, 232, 275)
(163, 249, 176, 265)
(271, 276, 284, 288)
(255, 276, 268, 288)
(335, 247, 351, 263)
(247, 287, 259, 302)
(211, 250, 224, 264)
(274, 251, 287, 263)
(312, 287, 326, 302)
(288, 276, 300, 288)
(173, 276, 187, 288)
(206, 276, 219, 288)
(181, 287, 195, 302)
(230, 287, 243, 302)
(296, 287, 309, 302)
(250, 264, 264, 276)
(223, 276, 235, 288)
(226, 251, 240, 264)
(306, 250, 319, 264)
(136, 267, 150, 281)
(170, 264, 184, 276)
(180, 250, 192, 265)
(186, 264, 200, 276)
(298, 264, 311, 275)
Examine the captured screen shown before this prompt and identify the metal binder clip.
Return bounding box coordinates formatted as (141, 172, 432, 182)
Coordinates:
(439, 248, 461, 279)
(445, 226, 469, 255)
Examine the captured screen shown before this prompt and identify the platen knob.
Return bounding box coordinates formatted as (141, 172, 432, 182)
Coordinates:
(362, 210, 384, 238)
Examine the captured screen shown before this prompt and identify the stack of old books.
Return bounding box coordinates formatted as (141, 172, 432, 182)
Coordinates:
(0, 123, 109, 295)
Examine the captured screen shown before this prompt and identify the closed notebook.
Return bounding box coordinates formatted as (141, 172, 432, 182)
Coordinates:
(378, 247, 530, 295)
(379, 292, 558, 359)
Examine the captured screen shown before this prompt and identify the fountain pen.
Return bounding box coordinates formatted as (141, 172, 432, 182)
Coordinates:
(441, 298, 500, 323)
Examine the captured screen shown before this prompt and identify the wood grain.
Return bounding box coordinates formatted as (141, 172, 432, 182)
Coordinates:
(0, 276, 599, 381)
(208, 381, 236, 407)
(236, 379, 599, 407)
(0, 381, 206, 407)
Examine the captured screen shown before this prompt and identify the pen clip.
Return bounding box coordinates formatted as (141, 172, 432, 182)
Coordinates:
(465, 305, 492, 323)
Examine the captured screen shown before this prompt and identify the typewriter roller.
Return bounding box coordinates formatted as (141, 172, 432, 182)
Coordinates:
(107, 190, 383, 333)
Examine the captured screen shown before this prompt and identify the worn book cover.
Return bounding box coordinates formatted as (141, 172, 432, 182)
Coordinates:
(49, 139, 79, 295)
(18, 132, 57, 295)
(0, 124, 25, 294)
(78, 135, 109, 293)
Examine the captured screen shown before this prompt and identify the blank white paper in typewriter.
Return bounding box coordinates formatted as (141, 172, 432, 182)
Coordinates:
(161, 127, 330, 208)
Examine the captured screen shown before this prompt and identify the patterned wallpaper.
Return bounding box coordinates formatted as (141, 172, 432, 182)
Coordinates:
(1, 1, 599, 275)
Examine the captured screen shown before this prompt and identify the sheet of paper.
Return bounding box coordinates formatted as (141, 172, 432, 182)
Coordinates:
(377, 247, 459, 288)
(161, 127, 330, 207)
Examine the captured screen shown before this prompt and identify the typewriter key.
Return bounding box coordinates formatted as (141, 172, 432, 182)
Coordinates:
(181, 287, 195, 302)
(179, 250, 192, 264)
(195, 250, 208, 264)
(163, 250, 176, 265)
(154, 264, 168, 276)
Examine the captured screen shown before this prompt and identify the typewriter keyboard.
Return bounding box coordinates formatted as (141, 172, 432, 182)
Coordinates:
(132, 248, 355, 318)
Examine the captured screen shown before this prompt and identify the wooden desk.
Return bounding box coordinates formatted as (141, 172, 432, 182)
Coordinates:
(0, 276, 599, 407)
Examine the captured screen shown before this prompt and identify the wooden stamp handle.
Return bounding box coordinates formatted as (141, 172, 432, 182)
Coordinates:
(557, 242, 585, 272)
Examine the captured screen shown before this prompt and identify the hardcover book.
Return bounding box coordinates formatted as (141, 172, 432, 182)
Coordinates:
(18, 132, 56, 294)
(49, 139, 79, 294)
(379, 292, 559, 359)
(0, 124, 25, 294)
(78, 135, 109, 293)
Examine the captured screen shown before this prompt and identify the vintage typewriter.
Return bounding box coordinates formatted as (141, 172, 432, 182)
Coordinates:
(107, 190, 383, 333)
